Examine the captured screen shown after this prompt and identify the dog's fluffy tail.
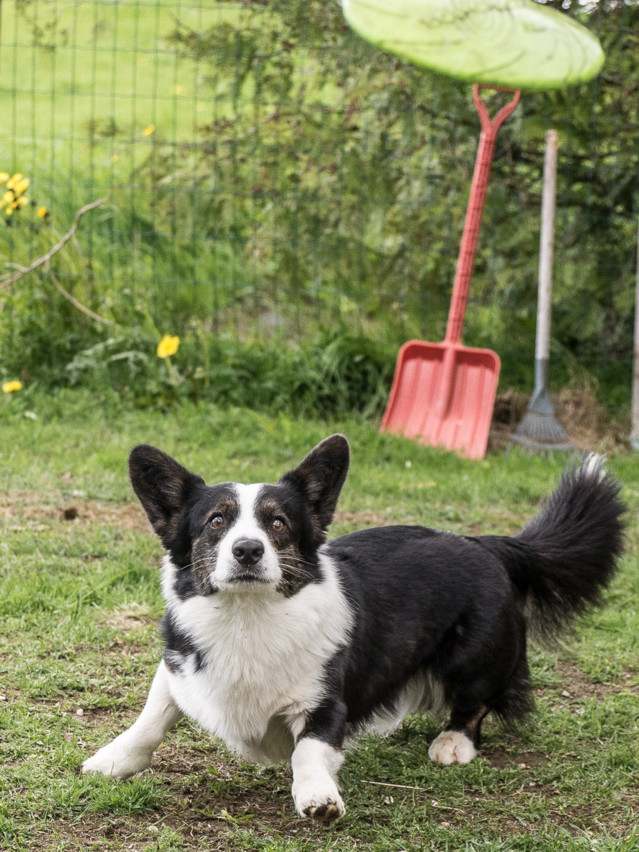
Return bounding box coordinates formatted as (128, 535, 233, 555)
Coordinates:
(480, 455, 626, 640)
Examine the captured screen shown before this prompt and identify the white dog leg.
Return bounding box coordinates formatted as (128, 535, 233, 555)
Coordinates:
(291, 736, 345, 824)
(82, 661, 183, 778)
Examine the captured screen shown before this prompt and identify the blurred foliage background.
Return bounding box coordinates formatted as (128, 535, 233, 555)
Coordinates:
(0, 0, 638, 415)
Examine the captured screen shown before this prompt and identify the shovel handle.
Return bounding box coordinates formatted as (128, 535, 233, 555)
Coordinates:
(444, 85, 520, 345)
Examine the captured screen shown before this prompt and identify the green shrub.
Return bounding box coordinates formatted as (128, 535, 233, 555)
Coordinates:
(60, 324, 395, 418)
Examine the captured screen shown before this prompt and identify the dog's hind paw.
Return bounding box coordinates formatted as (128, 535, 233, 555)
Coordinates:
(428, 730, 477, 765)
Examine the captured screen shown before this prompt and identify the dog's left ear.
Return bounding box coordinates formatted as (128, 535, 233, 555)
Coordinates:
(279, 434, 350, 532)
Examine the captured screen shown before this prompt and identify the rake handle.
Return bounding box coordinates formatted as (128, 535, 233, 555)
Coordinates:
(444, 85, 521, 345)
(535, 129, 558, 367)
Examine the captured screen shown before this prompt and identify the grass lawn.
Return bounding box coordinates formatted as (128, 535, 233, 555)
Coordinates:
(0, 0, 239, 183)
(0, 0, 331, 204)
(0, 392, 638, 851)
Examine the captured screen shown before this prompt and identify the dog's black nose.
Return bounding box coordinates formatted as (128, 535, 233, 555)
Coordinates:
(232, 538, 265, 567)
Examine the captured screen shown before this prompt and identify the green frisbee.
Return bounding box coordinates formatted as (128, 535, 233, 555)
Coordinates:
(342, 0, 604, 90)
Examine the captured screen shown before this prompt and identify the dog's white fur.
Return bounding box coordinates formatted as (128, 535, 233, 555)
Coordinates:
(365, 671, 447, 737)
(162, 556, 352, 762)
(83, 662, 182, 778)
(291, 737, 345, 821)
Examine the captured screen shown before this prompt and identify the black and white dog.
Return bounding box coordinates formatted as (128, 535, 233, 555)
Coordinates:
(83, 435, 625, 823)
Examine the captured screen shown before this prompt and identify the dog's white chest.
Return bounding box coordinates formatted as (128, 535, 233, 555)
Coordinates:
(164, 558, 351, 763)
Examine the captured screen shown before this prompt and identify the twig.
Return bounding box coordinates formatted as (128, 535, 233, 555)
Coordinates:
(361, 781, 464, 814)
(362, 780, 426, 792)
(48, 265, 113, 326)
(0, 197, 107, 291)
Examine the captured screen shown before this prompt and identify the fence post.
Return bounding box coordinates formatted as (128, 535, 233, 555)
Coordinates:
(632, 215, 639, 449)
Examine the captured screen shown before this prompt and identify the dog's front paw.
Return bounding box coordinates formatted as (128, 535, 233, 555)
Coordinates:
(428, 730, 477, 765)
(292, 781, 345, 824)
(82, 738, 153, 779)
(297, 793, 346, 825)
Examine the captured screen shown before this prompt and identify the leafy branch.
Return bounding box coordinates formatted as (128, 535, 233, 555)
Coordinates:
(0, 197, 113, 325)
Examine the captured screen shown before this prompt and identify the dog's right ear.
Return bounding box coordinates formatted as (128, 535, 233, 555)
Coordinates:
(129, 445, 205, 546)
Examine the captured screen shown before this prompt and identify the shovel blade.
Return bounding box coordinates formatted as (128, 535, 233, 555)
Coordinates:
(380, 340, 500, 460)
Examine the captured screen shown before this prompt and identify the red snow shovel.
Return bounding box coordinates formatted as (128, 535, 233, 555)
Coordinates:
(381, 85, 520, 460)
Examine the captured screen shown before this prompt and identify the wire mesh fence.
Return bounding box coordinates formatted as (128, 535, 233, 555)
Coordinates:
(0, 0, 637, 411)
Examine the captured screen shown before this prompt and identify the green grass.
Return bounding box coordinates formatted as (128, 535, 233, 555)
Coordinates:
(1, 393, 638, 851)
(0, 0, 241, 181)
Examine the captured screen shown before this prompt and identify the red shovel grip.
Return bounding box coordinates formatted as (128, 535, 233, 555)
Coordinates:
(444, 85, 521, 345)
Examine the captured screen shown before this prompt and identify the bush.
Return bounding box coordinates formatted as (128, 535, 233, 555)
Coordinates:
(60, 325, 396, 418)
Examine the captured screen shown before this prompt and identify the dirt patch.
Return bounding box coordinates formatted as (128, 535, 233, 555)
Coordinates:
(74, 501, 150, 533)
(104, 604, 157, 633)
(29, 720, 638, 851)
(31, 813, 212, 852)
(553, 659, 638, 699)
(1, 498, 404, 539)
(33, 743, 311, 852)
(0, 494, 150, 533)
(482, 747, 549, 772)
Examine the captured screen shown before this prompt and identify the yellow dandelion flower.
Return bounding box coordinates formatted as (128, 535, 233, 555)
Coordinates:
(143, 124, 156, 136)
(37, 206, 48, 218)
(12, 178, 30, 196)
(13, 196, 28, 208)
(0, 173, 9, 183)
(157, 335, 180, 359)
(6, 173, 22, 190)
(2, 380, 23, 393)
(2, 191, 12, 206)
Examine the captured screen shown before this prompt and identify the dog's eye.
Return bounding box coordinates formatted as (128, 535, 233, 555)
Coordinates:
(210, 515, 225, 530)
(272, 518, 286, 532)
